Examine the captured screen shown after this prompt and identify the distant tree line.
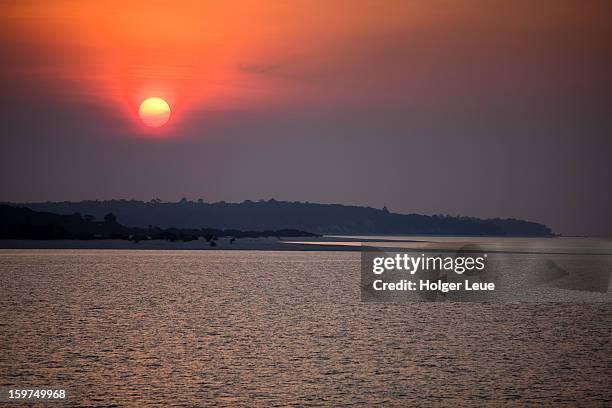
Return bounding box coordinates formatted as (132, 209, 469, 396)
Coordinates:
(0, 205, 319, 242)
(5, 198, 555, 236)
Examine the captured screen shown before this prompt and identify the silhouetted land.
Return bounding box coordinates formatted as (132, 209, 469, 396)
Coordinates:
(7, 199, 553, 236)
(0, 205, 318, 242)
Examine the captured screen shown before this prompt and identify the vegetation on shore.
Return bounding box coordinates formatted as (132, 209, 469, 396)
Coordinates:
(0, 205, 319, 243)
(9, 199, 554, 236)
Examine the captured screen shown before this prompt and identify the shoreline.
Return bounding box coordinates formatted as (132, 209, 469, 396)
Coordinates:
(1, 236, 610, 255)
(0, 237, 359, 251)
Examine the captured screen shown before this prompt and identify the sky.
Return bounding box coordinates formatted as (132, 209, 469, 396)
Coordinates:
(1, 0, 611, 236)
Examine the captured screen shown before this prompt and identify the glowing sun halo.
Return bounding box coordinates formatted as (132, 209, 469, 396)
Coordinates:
(138, 97, 171, 127)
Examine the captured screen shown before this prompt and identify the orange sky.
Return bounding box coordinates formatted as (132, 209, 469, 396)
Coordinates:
(2, 1, 420, 115)
(1, 0, 611, 130)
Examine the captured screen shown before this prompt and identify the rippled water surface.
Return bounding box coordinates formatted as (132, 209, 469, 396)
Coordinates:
(1, 250, 610, 406)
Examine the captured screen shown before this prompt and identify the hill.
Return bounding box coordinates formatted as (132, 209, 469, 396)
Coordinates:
(7, 199, 554, 236)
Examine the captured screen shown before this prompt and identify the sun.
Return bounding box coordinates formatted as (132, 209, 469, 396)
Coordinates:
(138, 97, 171, 127)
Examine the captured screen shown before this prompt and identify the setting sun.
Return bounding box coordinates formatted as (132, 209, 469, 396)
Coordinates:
(138, 97, 171, 127)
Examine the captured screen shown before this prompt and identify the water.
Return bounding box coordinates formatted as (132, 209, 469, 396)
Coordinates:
(1, 249, 610, 406)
